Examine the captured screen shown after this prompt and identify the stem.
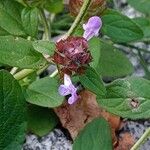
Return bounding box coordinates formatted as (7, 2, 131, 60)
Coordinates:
(122, 43, 150, 54)
(137, 50, 150, 79)
(64, 0, 91, 38)
(14, 69, 35, 80)
(10, 67, 18, 75)
(119, 43, 150, 79)
(131, 127, 150, 150)
(39, 9, 50, 40)
(50, 69, 58, 78)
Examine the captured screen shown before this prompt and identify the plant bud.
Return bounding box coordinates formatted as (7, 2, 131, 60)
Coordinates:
(69, 0, 106, 17)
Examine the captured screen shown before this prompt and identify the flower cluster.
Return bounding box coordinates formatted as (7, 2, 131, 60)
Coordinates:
(53, 16, 102, 104)
(52, 36, 92, 74)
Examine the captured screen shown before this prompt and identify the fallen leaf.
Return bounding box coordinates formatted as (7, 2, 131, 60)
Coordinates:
(54, 90, 120, 144)
(115, 132, 135, 150)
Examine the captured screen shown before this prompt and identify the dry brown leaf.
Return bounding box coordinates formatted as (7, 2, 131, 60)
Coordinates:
(54, 90, 120, 144)
(115, 132, 135, 150)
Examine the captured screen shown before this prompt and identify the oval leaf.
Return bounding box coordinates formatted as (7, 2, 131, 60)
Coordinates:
(133, 17, 150, 40)
(0, 70, 26, 149)
(128, 0, 150, 15)
(0, 0, 25, 36)
(73, 118, 112, 150)
(27, 105, 58, 136)
(98, 77, 150, 119)
(0, 36, 47, 69)
(33, 40, 55, 55)
(26, 77, 64, 107)
(89, 37, 101, 69)
(21, 7, 39, 37)
(79, 67, 106, 98)
(101, 9, 143, 43)
(98, 41, 134, 78)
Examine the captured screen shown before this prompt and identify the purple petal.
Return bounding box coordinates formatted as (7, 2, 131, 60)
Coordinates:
(58, 85, 71, 96)
(68, 92, 79, 104)
(83, 16, 102, 40)
(64, 74, 72, 86)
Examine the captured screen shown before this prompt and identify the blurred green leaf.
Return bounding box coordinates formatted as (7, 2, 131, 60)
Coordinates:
(101, 9, 143, 43)
(27, 105, 58, 136)
(79, 67, 106, 98)
(21, 7, 39, 37)
(0, 36, 47, 69)
(133, 17, 150, 40)
(0, 0, 25, 36)
(98, 77, 150, 119)
(33, 40, 55, 55)
(26, 77, 64, 107)
(44, 0, 63, 13)
(0, 70, 26, 149)
(128, 0, 150, 15)
(88, 37, 101, 69)
(73, 118, 112, 150)
(97, 41, 134, 78)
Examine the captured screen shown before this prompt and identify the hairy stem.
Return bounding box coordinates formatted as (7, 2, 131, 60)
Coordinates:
(64, 0, 91, 38)
(39, 9, 51, 40)
(131, 127, 150, 150)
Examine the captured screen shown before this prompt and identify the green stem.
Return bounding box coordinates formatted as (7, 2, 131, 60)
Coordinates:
(50, 69, 58, 78)
(131, 127, 150, 150)
(122, 43, 150, 54)
(14, 69, 35, 80)
(39, 9, 50, 40)
(64, 0, 91, 38)
(10, 67, 18, 75)
(137, 50, 150, 79)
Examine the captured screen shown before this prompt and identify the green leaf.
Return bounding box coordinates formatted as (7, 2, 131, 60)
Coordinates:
(33, 40, 55, 55)
(128, 0, 150, 15)
(0, 70, 26, 150)
(73, 118, 112, 150)
(26, 77, 64, 107)
(0, 36, 47, 69)
(101, 9, 143, 43)
(21, 7, 39, 37)
(88, 37, 101, 69)
(44, 0, 63, 14)
(133, 17, 150, 40)
(98, 77, 150, 119)
(97, 41, 134, 78)
(27, 105, 58, 136)
(0, 26, 9, 36)
(0, 0, 25, 36)
(79, 67, 106, 98)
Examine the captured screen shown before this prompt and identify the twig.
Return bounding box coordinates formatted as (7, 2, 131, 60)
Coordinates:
(131, 127, 150, 150)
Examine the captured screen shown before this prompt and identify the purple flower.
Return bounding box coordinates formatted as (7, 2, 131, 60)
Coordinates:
(83, 16, 102, 41)
(58, 74, 79, 104)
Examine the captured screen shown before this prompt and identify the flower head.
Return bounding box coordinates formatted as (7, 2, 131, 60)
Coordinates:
(52, 37, 92, 74)
(83, 16, 102, 40)
(58, 74, 79, 104)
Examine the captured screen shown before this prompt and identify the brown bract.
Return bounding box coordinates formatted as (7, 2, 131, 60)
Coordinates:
(54, 90, 120, 146)
(69, 0, 107, 18)
(52, 37, 92, 74)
